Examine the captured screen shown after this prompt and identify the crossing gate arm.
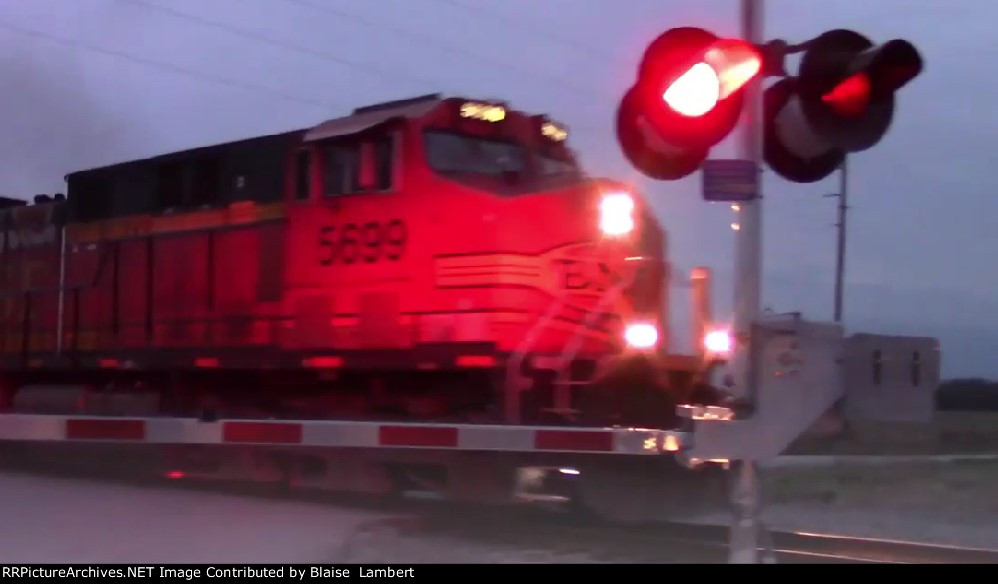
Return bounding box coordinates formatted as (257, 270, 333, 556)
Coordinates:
(0, 414, 691, 456)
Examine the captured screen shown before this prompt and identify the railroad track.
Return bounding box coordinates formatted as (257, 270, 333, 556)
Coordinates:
(3, 458, 997, 564)
(385, 505, 998, 564)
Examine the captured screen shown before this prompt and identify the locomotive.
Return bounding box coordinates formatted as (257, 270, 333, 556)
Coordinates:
(0, 94, 724, 428)
(2, 94, 933, 527)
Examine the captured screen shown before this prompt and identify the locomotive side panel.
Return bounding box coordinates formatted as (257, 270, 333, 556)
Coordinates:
(47, 130, 299, 364)
(116, 238, 150, 349)
(212, 224, 265, 348)
(26, 279, 60, 356)
(0, 268, 22, 357)
(0, 231, 23, 356)
(2, 203, 67, 360)
(152, 231, 210, 348)
(254, 218, 286, 346)
(1, 226, 25, 358)
(60, 239, 91, 354)
(66, 239, 112, 354)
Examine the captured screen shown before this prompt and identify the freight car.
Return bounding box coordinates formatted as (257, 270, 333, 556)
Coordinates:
(0, 94, 728, 429)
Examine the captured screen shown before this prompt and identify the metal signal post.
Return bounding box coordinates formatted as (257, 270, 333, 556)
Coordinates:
(731, 0, 763, 405)
(727, 0, 772, 565)
(833, 158, 848, 322)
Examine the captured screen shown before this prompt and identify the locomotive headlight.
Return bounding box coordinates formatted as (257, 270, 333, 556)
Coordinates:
(599, 192, 635, 236)
(624, 322, 659, 349)
(704, 329, 733, 356)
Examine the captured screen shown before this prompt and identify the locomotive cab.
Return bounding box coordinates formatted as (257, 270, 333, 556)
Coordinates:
(276, 94, 675, 421)
(281, 95, 667, 366)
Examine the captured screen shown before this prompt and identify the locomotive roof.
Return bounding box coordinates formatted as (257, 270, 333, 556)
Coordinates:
(0, 195, 28, 209)
(65, 93, 450, 181)
(305, 93, 443, 142)
(63, 128, 306, 180)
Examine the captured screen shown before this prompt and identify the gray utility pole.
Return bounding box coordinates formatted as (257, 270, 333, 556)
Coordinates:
(731, 0, 763, 406)
(728, 0, 774, 565)
(832, 158, 848, 322)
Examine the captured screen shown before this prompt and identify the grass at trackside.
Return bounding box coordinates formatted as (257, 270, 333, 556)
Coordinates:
(786, 411, 998, 456)
(772, 411, 998, 512)
(766, 458, 998, 514)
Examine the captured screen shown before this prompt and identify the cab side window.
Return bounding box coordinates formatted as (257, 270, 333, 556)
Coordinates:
(293, 148, 311, 202)
(323, 132, 396, 197)
(324, 142, 358, 197)
(372, 133, 394, 190)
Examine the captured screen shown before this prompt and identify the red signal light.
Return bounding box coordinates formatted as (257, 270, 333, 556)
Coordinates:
(822, 73, 871, 118)
(662, 63, 720, 117)
(660, 39, 762, 118)
(620, 27, 764, 178)
(763, 29, 924, 184)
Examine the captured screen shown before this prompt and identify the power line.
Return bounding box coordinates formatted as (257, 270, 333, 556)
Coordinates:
(122, 0, 611, 136)
(284, 0, 593, 96)
(430, 0, 622, 63)
(118, 0, 441, 92)
(117, 0, 608, 132)
(0, 10, 614, 144)
(0, 18, 342, 113)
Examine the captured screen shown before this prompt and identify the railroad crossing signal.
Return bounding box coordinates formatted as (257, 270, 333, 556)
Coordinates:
(763, 29, 923, 183)
(616, 27, 923, 186)
(616, 27, 763, 180)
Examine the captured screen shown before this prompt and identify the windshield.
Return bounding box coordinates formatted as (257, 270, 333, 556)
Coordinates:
(539, 154, 577, 176)
(423, 131, 527, 176)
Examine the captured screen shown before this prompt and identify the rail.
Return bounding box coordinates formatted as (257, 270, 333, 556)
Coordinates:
(410, 508, 998, 564)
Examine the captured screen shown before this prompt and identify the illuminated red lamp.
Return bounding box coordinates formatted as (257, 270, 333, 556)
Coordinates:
(762, 30, 923, 184)
(660, 38, 763, 118)
(662, 63, 721, 117)
(617, 27, 764, 181)
(821, 73, 871, 118)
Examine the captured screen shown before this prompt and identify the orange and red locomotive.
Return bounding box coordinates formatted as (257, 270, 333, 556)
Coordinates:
(0, 94, 703, 425)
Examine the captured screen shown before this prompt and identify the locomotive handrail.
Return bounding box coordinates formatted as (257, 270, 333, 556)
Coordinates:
(551, 254, 644, 414)
(503, 245, 646, 423)
(505, 294, 567, 423)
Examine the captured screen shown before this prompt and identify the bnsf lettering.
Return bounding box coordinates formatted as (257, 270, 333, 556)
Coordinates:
(318, 220, 407, 265)
(554, 259, 614, 292)
(555, 259, 588, 290)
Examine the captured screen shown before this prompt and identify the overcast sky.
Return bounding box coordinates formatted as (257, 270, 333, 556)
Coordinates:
(0, 0, 993, 378)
